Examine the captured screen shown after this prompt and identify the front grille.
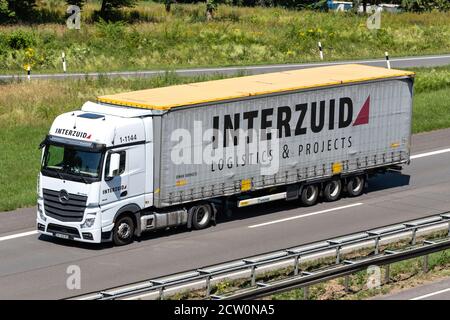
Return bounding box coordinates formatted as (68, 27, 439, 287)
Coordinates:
(43, 189, 87, 222)
(47, 223, 80, 238)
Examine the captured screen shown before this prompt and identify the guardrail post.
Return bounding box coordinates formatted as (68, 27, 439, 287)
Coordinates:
(423, 255, 429, 273)
(384, 265, 390, 284)
(199, 270, 212, 298)
(251, 265, 256, 286)
(243, 259, 257, 287)
(205, 275, 211, 298)
(303, 286, 309, 300)
(344, 275, 350, 292)
(159, 286, 165, 300)
(294, 254, 300, 276)
(375, 236, 380, 255)
(411, 228, 417, 245)
(368, 231, 381, 255)
(336, 245, 341, 264)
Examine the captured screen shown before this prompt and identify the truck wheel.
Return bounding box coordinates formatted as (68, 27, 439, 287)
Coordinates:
(113, 215, 135, 246)
(300, 184, 319, 206)
(347, 176, 365, 197)
(323, 179, 342, 202)
(191, 204, 212, 230)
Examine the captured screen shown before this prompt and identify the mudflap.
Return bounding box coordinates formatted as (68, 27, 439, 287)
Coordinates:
(210, 202, 218, 226)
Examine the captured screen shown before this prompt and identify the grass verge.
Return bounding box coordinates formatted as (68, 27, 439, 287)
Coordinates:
(0, 2, 449, 73)
(271, 249, 450, 300)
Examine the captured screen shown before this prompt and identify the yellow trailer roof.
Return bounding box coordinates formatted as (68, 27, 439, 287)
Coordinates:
(97, 64, 414, 111)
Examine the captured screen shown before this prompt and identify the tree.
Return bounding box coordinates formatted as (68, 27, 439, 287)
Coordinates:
(0, 0, 36, 23)
(206, 0, 219, 20)
(100, 0, 137, 14)
(352, 0, 369, 13)
(65, 0, 86, 9)
(165, 0, 174, 13)
(400, 0, 449, 12)
(0, 0, 15, 23)
(99, 0, 137, 19)
(7, 0, 35, 19)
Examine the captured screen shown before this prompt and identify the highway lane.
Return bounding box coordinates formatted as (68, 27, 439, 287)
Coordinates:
(0, 54, 449, 81)
(381, 278, 450, 300)
(0, 128, 450, 299)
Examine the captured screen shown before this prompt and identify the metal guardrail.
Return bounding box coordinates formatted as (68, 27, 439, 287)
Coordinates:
(71, 211, 450, 300)
(223, 237, 450, 299)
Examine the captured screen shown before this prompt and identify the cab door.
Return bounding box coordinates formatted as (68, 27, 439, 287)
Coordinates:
(100, 149, 129, 205)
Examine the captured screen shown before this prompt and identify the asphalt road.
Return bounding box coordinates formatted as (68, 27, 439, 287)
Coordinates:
(381, 278, 450, 300)
(1, 54, 449, 81)
(1, 128, 450, 299)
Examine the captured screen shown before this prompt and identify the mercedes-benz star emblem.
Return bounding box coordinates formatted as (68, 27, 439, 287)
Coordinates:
(59, 190, 70, 204)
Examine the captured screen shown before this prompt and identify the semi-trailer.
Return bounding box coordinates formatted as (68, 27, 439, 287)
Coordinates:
(36, 64, 415, 245)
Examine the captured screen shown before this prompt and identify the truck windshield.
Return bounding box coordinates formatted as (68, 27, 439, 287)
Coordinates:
(42, 144, 103, 180)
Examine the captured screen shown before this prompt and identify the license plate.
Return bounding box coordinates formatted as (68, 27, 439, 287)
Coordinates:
(54, 233, 70, 239)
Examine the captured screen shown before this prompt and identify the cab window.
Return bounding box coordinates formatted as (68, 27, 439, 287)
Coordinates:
(105, 151, 126, 176)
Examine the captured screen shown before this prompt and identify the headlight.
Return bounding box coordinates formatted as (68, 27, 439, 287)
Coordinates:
(81, 217, 95, 229)
(38, 204, 46, 221)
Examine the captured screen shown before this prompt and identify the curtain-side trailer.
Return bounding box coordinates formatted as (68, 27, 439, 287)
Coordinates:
(37, 64, 414, 245)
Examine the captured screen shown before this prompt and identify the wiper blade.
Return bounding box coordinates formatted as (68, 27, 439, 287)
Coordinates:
(54, 169, 65, 180)
(78, 174, 89, 184)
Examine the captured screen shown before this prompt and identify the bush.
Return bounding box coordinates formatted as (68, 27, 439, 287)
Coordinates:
(401, 0, 450, 12)
(0, 0, 15, 23)
(0, 32, 8, 54)
(7, 30, 36, 50)
(94, 18, 126, 40)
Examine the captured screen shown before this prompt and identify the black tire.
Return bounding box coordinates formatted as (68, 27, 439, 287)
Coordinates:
(347, 175, 365, 197)
(113, 215, 135, 246)
(323, 179, 342, 202)
(191, 203, 212, 230)
(300, 184, 319, 206)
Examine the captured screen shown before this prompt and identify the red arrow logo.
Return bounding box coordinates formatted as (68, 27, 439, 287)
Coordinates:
(353, 96, 370, 126)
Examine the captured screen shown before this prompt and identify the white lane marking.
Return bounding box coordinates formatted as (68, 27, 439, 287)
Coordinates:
(410, 287, 450, 300)
(411, 148, 450, 160)
(0, 230, 38, 242)
(248, 203, 364, 229)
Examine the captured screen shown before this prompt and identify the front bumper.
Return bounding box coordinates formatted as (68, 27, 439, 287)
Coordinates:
(36, 202, 111, 243)
(37, 220, 102, 243)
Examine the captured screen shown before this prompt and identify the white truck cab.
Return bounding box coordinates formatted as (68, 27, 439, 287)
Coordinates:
(37, 101, 154, 245)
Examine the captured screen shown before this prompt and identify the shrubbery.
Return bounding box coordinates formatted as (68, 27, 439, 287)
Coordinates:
(400, 0, 449, 12)
(7, 29, 36, 49)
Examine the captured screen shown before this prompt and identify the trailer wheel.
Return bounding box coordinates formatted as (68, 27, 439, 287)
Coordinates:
(347, 175, 365, 197)
(300, 184, 319, 206)
(191, 204, 212, 230)
(113, 215, 135, 246)
(323, 179, 342, 202)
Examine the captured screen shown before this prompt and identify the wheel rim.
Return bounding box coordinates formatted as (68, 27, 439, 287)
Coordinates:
(352, 177, 363, 193)
(330, 181, 340, 197)
(118, 222, 131, 239)
(306, 186, 316, 202)
(196, 206, 209, 226)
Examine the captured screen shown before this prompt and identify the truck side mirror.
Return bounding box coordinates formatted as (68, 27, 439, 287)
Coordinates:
(107, 153, 121, 179)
